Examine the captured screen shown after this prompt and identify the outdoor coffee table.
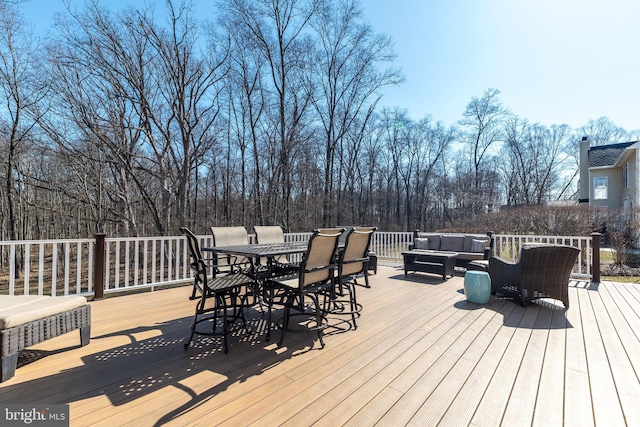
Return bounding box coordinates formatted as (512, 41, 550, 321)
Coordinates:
(402, 250, 458, 279)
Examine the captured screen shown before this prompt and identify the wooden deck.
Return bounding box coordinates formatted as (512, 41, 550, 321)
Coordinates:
(2, 264, 640, 426)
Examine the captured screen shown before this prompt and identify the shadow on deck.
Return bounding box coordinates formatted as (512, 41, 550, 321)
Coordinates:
(1, 265, 638, 426)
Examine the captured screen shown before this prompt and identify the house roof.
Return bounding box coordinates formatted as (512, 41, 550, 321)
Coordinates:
(588, 141, 637, 167)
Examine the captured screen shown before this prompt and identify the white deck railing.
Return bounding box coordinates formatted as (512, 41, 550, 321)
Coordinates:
(0, 238, 95, 297)
(492, 233, 594, 278)
(0, 231, 596, 297)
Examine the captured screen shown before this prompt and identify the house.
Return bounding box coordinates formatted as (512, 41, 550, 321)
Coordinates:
(579, 137, 639, 209)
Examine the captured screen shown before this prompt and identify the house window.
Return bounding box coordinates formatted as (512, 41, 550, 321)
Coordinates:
(623, 163, 629, 189)
(594, 177, 608, 200)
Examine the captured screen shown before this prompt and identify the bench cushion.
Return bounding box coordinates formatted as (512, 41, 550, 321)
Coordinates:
(456, 252, 485, 261)
(0, 296, 88, 330)
(440, 235, 465, 252)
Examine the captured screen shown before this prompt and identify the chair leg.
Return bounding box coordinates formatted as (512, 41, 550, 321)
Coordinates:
(184, 291, 234, 353)
(265, 287, 274, 342)
(329, 276, 362, 330)
(228, 292, 250, 334)
(184, 324, 195, 349)
(349, 281, 358, 329)
(218, 295, 230, 354)
(80, 326, 91, 346)
(184, 297, 205, 349)
(311, 294, 325, 348)
(278, 292, 329, 348)
(189, 278, 200, 300)
(278, 300, 291, 347)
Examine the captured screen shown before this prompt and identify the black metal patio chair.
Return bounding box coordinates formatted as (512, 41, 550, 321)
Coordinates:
(262, 228, 344, 348)
(181, 227, 255, 353)
(326, 226, 377, 329)
(210, 226, 252, 276)
(253, 225, 300, 276)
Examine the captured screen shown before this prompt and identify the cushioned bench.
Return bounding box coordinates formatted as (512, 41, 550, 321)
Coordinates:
(0, 295, 91, 382)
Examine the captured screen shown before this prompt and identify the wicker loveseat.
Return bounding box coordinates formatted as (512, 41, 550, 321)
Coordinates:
(0, 295, 91, 382)
(409, 232, 493, 268)
(488, 243, 580, 309)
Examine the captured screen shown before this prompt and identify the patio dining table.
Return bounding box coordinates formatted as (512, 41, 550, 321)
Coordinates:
(203, 241, 308, 280)
(203, 242, 307, 258)
(203, 242, 309, 341)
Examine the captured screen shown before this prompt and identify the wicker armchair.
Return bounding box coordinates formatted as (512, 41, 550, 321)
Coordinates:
(488, 243, 580, 309)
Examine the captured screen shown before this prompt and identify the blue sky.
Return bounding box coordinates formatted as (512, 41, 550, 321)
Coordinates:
(362, 0, 640, 131)
(23, 0, 640, 131)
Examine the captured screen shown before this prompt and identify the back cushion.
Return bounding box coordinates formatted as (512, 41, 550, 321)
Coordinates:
(414, 238, 429, 249)
(417, 233, 441, 250)
(440, 235, 465, 252)
(463, 235, 489, 252)
(471, 239, 487, 253)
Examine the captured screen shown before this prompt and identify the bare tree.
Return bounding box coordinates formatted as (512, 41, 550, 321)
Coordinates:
(412, 119, 454, 229)
(139, 0, 228, 230)
(577, 116, 630, 146)
(459, 90, 507, 183)
(40, 1, 225, 236)
(458, 88, 509, 214)
(377, 107, 409, 227)
(335, 106, 377, 224)
(6, 0, 625, 240)
(222, 0, 317, 229)
(0, 1, 44, 242)
(40, 2, 158, 235)
(501, 118, 571, 205)
(310, 0, 402, 226)
(215, 6, 268, 225)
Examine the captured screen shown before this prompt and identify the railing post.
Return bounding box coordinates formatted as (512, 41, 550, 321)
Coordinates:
(94, 233, 106, 300)
(591, 232, 601, 287)
(486, 231, 494, 257)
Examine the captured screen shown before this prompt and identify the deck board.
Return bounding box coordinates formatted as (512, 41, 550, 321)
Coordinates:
(564, 286, 595, 427)
(532, 308, 566, 426)
(501, 305, 553, 425)
(407, 300, 512, 425)
(379, 300, 507, 425)
(591, 283, 640, 425)
(1, 265, 640, 426)
(436, 301, 520, 427)
(580, 284, 627, 426)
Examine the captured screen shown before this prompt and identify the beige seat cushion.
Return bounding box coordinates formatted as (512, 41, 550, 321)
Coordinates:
(0, 295, 88, 330)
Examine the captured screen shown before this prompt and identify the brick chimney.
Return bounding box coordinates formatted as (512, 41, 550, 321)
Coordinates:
(578, 136, 590, 204)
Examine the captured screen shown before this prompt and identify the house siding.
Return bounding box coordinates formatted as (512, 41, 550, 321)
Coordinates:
(590, 168, 623, 208)
(580, 140, 640, 208)
(623, 158, 637, 208)
(634, 153, 639, 207)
